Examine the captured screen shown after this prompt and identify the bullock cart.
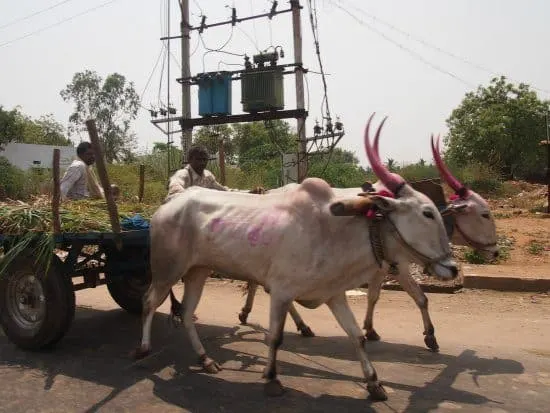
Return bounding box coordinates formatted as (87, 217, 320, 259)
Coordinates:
(0, 178, 451, 352)
(0, 228, 151, 350)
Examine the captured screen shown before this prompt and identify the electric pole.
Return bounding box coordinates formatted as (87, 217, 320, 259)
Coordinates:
(180, 0, 192, 165)
(291, 0, 307, 183)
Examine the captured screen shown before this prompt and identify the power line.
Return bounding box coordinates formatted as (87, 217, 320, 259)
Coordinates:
(0, 0, 120, 49)
(0, 0, 78, 31)
(140, 45, 164, 104)
(337, 0, 550, 95)
(306, 0, 332, 124)
(329, 1, 475, 88)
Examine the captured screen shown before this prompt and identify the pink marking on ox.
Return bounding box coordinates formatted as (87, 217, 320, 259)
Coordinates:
(209, 218, 225, 232)
(246, 212, 284, 246)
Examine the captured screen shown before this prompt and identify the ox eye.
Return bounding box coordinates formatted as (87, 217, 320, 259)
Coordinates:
(482, 213, 490, 219)
(423, 211, 435, 219)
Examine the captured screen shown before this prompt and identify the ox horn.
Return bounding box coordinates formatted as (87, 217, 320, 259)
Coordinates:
(364, 113, 405, 195)
(431, 134, 469, 197)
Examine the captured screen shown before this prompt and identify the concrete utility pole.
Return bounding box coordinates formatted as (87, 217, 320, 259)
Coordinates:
(180, 0, 192, 165)
(291, 0, 307, 183)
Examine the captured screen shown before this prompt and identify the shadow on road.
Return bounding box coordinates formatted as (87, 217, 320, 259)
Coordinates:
(0, 305, 525, 412)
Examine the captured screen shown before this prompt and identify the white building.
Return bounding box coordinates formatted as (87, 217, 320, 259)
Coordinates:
(1, 142, 76, 171)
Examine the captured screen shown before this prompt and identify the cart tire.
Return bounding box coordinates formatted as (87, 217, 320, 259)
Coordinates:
(106, 269, 150, 315)
(0, 251, 75, 351)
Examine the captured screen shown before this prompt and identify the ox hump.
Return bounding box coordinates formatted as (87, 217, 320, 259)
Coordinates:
(300, 178, 334, 202)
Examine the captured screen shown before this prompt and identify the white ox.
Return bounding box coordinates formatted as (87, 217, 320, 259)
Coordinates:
(133, 115, 459, 401)
(239, 134, 499, 351)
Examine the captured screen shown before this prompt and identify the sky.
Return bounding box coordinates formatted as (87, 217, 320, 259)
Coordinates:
(1, 0, 549, 170)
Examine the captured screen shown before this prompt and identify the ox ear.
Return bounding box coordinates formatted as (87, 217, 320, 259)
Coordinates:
(443, 202, 469, 215)
(368, 195, 399, 212)
(329, 195, 398, 216)
(329, 197, 376, 216)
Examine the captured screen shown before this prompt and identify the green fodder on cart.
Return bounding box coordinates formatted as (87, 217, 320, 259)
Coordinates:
(0, 196, 160, 278)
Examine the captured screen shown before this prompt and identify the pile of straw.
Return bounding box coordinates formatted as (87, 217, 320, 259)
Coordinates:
(0, 196, 158, 235)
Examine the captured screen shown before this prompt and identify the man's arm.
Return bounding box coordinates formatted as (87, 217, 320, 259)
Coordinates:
(59, 164, 82, 201)
(167, 169, 191, 196)
(204, 170, 230, 191)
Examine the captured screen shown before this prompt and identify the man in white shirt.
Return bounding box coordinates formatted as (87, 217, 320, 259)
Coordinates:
(59, 141, 119, 202)
(165, 144, 230, 202)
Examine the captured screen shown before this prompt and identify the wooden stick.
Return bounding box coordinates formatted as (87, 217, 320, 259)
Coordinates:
(138, 164, 145, 203)
(85, 119, 121, 237)
(52, 149, 61, 234)
(219, 138, 226, 185)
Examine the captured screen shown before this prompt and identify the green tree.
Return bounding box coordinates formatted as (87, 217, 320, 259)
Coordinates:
(445, 76, 549, 179)
(0, 106, 24, 149)
(60, 70, 140, 162)
(232, 120, 295, 171)
(193, 124, 234, 161)
(308, 148, 367, 187)
(20, 113, 71, 146)
(1, 106, 70, 149)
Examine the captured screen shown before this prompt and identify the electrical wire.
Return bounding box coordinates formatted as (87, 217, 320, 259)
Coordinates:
(337, 0, 550, 95)
(0, 0, 78, 31)
(306, 0, 332, 125)
(0, 0, 120, 49)
(328, 0, 476, 88)
(140, 45, 164, 105)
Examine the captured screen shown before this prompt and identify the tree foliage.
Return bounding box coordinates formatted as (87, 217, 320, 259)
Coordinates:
(60, 70, 140, 163)
(0, 106, 70, 149)
(445, 76, 549, 179)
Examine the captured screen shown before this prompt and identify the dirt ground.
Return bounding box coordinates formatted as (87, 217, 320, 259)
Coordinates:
(1, 281, 550, 413)
(462, 182, 550, 277)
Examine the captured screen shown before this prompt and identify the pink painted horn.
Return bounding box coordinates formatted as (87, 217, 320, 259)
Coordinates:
(431, 134, 469, 196)
(364, 113, 405, 195)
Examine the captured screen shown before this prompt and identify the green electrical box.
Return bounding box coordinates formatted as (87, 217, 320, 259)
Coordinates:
(241, 66, 284, 113)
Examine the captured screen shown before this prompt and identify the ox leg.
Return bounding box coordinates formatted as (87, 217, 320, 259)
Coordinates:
(238, 282, 258, 325)
(181, 267, 223, 373)
(133, 280, 173, 359)
(327, 293, 387, 401)
(288, 303, 315, 337)
(396, 271, 439, 352)
(363, 271, 384, 341)
(262, 298, 291, 396)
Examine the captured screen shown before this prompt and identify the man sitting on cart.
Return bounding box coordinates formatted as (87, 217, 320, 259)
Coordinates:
(60, 141, 120, 202)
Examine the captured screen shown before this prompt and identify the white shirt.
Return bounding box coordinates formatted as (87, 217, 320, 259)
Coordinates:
(166, 165, 230, 199)
(59, 159, 105, 201)
(59, 159, 89, 201)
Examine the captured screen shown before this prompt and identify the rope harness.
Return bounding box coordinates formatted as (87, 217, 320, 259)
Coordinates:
(363, 186, 452, 276)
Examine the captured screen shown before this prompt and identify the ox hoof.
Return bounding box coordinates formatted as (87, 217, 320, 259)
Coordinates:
(238, 312, 249, 325)
(367, 383, 388, 401)
(130, 345, 151, 360)
(202, 357, 222, 374)
(424, 335, 440, 352)
(193, 313, 198, 322)
(299, 325, 315, 338)
(365, 330, 381, 341)
(264, 379, 285, 397)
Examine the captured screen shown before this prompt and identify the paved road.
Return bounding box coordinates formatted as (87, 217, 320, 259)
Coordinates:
(1, 281, 549, 412)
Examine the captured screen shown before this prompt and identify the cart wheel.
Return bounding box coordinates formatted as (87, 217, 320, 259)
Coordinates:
(0, 251, 75, 351)
(106, 268, 151, 315)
